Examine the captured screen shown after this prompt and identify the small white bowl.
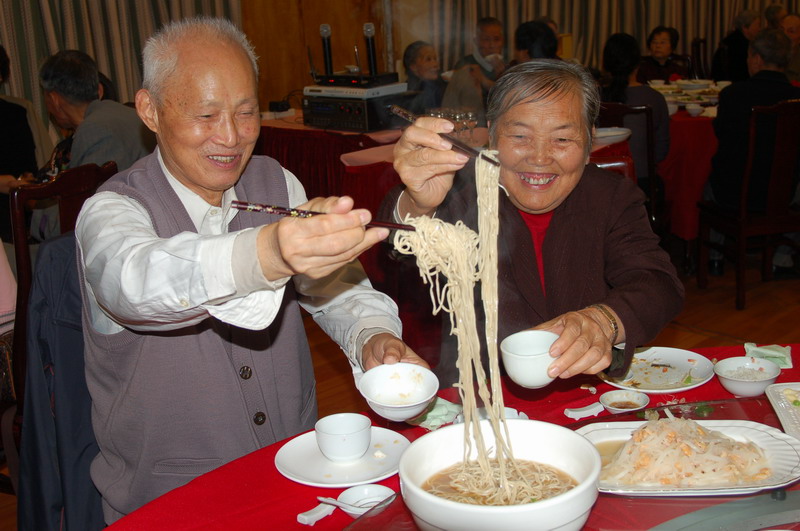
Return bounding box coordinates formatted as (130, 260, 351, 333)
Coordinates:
(667, 103, 678, 116)
(337, 484, 395, 518)
(685, 104, 703, 117)
(599, 390, 650, 414)
(714, 357, 780, 397)
(500, 330, 559, 388)
(357, 363, 438, 422)
(648, 79, 665, 87)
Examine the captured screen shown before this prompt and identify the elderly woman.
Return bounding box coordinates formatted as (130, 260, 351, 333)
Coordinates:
(636, 26, 690, 83)
(402, 40, 446, 115)
(384, 59, 684, 387)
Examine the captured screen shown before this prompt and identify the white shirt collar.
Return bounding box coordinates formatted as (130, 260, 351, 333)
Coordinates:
(156, 147, 238, 234)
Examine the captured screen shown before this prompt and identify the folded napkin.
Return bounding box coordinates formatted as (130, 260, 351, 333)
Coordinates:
(744, 343, 792, 368)
(408, 397, 462, 430)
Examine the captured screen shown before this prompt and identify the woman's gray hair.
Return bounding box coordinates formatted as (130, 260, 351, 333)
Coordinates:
(142, 17, 258, 105)
(486, 59, 600, 155)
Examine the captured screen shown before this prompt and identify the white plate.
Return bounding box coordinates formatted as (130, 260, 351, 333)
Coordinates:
(593, 127, 632, 147)
(767, 383, 800, 440)
(599, 347, 714, 394)
(576, 420, 800, 496)
(274, 427, 410, 488)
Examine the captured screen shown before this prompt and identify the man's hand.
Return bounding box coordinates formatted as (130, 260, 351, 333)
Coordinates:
(256, 196, 389, 281)
(533, 306, 624, 379)
(361, 333, 428, 371)
(393, 117, 469, 218)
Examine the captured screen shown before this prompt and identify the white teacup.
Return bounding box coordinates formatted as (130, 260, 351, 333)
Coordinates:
(315, 413, 371, 462)
(500, 330, 559, 389)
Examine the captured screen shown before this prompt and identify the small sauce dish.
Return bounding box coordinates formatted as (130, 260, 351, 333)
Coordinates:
(599, 390, 649, 414)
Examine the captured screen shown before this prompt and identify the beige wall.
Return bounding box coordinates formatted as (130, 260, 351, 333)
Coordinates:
(241, 0, 432, 108)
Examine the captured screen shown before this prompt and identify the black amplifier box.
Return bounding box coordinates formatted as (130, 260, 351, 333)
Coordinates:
(302, 92, 414, 132)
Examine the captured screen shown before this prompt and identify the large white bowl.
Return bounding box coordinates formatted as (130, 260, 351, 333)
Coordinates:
(357, 363, 438, 422)
(399, 419, 601, 531)
(676, 79, 713, 91)
(714, 356, 780, 397)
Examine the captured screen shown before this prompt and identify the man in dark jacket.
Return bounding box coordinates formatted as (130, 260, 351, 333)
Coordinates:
(712, 9, 763, 82)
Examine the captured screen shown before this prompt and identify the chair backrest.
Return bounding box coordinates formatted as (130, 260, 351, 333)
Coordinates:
(597, 103, 658, 221)
(591, 155, 636, 181)
(691, 38, 709, 79)
(671, 53, 694, 80)
(9, 160, 117, 413)
(739, 99, 800, 218)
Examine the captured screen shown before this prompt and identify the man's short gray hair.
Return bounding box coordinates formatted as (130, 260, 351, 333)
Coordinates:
(486, 59, 600, 155)
(142, 16, 258, 105)
(750, 28, 792, 68)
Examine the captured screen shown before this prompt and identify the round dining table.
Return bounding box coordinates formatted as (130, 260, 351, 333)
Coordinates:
(108, 343, 800, 530)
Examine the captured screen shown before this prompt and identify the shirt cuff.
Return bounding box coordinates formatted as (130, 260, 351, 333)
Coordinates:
(232, 227, 290, 293)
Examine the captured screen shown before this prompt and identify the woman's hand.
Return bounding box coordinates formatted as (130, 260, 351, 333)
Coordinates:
(533, 305, 625, 379)
(393, 117, 469, 217)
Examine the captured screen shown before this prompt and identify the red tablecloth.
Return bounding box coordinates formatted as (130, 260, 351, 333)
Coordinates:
(658, 111, 718, 241)
(110, 344, 799, 530)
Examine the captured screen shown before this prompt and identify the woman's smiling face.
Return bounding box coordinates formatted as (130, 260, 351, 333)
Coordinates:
(493, 90, 590, 215)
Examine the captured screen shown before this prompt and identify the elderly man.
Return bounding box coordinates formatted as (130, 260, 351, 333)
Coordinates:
(781, 13, 800, 81)
(39, 50, 154, 171)
(706, 29, 800, 276)
(383, 59, 684, 387)
(76, 17, 424, 523)
(712, 9, 763, 82)
(454, 17, 505, 82)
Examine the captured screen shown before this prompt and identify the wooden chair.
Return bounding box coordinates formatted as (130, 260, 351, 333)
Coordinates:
(691, 38, 709, 79)
(2, 161, 116, 493)
(670, 53, 694, 80)
(591, 155, 636, 182)
(10, 161, 117, 412)
(597, 103, 666, 234)
(697, 99, 800, 309)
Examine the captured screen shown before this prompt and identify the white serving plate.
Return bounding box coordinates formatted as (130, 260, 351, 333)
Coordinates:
(593, 127, 632, 147)
(274, 427, 409, 488)
(576, 419, 800, 496)
(767, 383, 800, 440)
(599, 346, 714, 394)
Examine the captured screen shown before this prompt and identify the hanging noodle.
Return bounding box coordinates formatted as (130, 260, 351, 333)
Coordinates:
(394, 152, 573, 505)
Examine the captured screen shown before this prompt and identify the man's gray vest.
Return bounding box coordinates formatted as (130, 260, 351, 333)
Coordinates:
(79, 153, 317, 522)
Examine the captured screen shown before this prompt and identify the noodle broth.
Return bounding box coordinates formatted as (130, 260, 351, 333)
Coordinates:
(423, 459, 578, 505)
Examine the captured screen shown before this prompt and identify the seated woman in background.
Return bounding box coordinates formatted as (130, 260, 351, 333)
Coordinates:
(636, 26, 690, 83)
(602, 33, 670, 191)
(403, 41, 446, 116)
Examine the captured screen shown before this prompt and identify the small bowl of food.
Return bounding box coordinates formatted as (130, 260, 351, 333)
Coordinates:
(685, 104, 703, 117)
(336, 484, 395, 518)
(358, 363, 438, 422)
(714, 356, 780, 397)
(599, 390, 650, 414)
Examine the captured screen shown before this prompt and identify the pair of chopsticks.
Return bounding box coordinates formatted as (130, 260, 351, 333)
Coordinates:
(230, 200, 415, 231)
(388, 105, 500, 167)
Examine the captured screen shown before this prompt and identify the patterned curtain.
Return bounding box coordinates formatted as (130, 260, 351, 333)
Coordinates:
(0, 0, 241, 142)
(435, 0, 800, 70)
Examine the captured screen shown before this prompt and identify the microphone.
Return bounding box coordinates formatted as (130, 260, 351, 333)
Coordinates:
(320, 24, 333, 76)
(363, 22, 378, 77)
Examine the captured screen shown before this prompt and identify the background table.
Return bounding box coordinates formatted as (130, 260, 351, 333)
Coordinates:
(110, 344, 799, 530)
(255, 115, 401, 200)
(658, 110, 718, 242)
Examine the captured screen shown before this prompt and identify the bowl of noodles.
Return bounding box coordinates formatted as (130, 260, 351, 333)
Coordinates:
(398, 419, 601, 531)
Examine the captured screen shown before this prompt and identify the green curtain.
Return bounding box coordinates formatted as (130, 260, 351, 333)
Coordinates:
(0, 0, 241, 143)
